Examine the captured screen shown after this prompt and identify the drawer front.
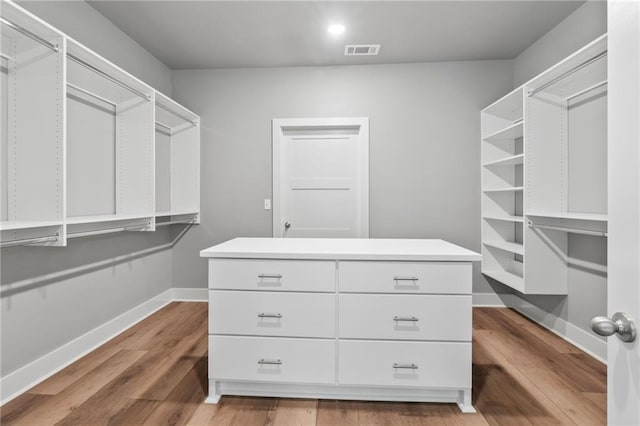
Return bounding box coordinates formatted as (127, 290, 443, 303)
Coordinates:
(210, 291, 335, 338)
(210, 336, 336, 384)
(339, 294, 471, 341)
(338, 340, 471, 389)
(209, 259, 335, 292)
(339, 261, 471, 294)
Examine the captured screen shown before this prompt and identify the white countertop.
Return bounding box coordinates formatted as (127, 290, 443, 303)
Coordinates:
(200, 238, 481, 261)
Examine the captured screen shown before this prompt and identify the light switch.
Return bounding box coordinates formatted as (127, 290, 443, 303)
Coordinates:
(264, 199, 271, 210)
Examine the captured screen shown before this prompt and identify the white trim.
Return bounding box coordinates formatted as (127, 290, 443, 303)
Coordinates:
(508, 294, 607, 363)
(272, 117, 370, 238)
(0, 288, 173, 405)
(172, 287, 207, 302)
(472, 292, 512, 307)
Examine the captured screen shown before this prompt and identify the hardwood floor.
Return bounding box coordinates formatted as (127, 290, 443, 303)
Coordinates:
(1, 303, 606, 425)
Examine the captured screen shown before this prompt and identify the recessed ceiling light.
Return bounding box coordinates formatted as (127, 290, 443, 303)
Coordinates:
(328, 24, 345, 35)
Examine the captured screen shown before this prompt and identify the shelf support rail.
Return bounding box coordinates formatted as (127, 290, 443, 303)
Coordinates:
(528, 50, 607, 97)
(67, 54, 151, 102)
(0, 17, 59, 52)
(0, 234, 59, 248)
(527, 221, 607, 237)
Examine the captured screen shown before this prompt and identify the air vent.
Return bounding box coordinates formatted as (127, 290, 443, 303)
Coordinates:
(344, 44, 380, 56)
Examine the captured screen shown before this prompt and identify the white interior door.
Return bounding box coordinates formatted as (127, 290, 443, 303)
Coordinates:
(272, 117, 369, 238)
(604, 2, 640, 424)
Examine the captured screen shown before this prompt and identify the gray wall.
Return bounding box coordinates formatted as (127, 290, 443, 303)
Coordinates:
(17, 1, 172, 95)
(512, 0, 608, 338)
(0, 1, 175, 380)
(513, 0, 607, 87)
(171, 61, 513, 294)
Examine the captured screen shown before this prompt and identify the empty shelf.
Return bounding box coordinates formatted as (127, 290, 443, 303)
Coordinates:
(482, 270, 524, 292)
(527, 212, 607, 222)
(483, 240, 524, 256)
(0, 220, 63, 231)
(484, 187, 524, 193)
(484, 215, 524, 223)
(483, 154, 524, 167)
(155, 210, 198, 218)
(66, 214, 152, 225)
(483, 122, 523, 141)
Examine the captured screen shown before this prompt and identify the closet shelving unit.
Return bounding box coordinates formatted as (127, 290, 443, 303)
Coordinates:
(65, 38, 155, 238)
(0, 1, 201, 247)
(481, 87, 526, 292)
(481, 34, 608, 294)
(0, 1, 66, 247)
(154, 92, 200, 227)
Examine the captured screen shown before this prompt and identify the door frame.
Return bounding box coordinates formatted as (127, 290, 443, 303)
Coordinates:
(272, 117, 370, 238)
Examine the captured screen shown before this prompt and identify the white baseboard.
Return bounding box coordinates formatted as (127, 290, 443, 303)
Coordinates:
(172, 287, 207, 302)
(508, 294, 607, 363)
(0, 288, 174, 406)
(472, 292, 512, 307)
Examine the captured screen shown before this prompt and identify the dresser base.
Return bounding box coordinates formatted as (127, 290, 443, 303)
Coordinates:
(206, 380, 475, 413)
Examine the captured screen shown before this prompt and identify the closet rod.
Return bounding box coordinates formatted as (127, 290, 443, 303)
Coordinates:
(566, 80, 607, 102)
(67, 223, 149, 239)
(528, 51, 607, 97)
(0, 52, 12, 61)
(67, 54, 151, 102)
(157, 103, 198, 126)
(155, 121, 173, 131)
(67, 82, 117, 107)
(528, 221, 607, 237)
(0, 17, 58, 52)
(0, 234, 59, 248)
(155, 219, 195, 227)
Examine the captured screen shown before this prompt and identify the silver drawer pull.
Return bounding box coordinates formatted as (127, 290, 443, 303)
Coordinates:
(393, 276, 419, 281)
(393, 316, 419, 322)
(258, 358, 282, 365)
(258, 313, 282, 319)
(393, 363, 418, 370)
(258, 274, 282, 279)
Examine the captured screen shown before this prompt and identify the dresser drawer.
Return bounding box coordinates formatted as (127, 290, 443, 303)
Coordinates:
(210, 291, 335, 338)
(209, 259, 335, 292)
(338, 340, 471, 389)
(210, 336, 336, 384)
(339, 294, 471, 341)
(339, 261, 471, 294)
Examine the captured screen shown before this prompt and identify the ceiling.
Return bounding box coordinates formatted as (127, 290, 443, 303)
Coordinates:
(88, 1, 584, 70)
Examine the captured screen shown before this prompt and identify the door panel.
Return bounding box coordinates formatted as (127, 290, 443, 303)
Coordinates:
(273, 118, 369, 238)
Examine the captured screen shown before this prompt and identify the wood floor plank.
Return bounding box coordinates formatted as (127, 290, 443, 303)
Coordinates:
(315, 400, 360, 426)
(0, 393, 51, 426)
(27, 343, 122, 395)
(270, 398, 317, 426)
(1, 303, 607, 426)
(9, 349, 146, 426)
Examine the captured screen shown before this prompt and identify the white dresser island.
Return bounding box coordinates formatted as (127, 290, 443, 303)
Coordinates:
(200, 238, 481, 413)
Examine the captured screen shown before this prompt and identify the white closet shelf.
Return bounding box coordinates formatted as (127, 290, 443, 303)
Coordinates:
(482, 154, 524, 167)
(527, 212, 607, 222)
(483, 122, 523, 141)
(66, 214, 152, 225)
(483, 215, 524, 223)
(483, 240, 524, 256)
(483, 86, 524, 122)
(483, 187, 524, 193)
(0, 220, 63, 231)
(482, 270, 525, 293)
